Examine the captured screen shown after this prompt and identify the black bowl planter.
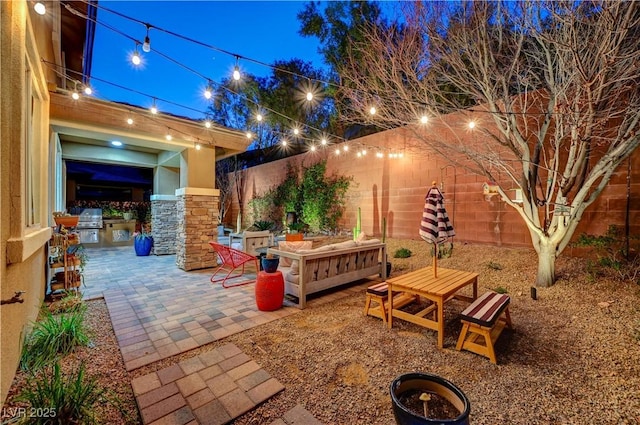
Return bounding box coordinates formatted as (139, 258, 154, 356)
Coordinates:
(390, 372, 470, 425)
(261, 256, 280, 273)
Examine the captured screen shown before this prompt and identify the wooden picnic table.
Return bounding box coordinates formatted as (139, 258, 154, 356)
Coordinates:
(387, 267, 478, 348)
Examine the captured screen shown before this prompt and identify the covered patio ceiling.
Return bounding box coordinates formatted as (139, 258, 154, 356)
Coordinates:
(49, 91, 250, 169)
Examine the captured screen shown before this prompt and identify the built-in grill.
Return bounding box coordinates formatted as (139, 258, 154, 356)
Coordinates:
(77, 208, 103, 244)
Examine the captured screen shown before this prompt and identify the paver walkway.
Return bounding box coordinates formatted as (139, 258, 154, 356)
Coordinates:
(83, 246, 369, 370)
(131, 343, 284, 424)
(81, 244, 375, 423)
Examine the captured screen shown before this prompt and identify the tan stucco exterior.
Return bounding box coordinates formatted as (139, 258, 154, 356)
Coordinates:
(1, 1, 53, 403)
(1, 1, 250, 404)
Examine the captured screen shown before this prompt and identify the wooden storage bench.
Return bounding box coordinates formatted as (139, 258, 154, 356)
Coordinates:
(363, 282, 417, 324)
(455, 291, 512, 364)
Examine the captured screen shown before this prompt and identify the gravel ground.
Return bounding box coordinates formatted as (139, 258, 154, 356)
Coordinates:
(3, 239, 640, 424)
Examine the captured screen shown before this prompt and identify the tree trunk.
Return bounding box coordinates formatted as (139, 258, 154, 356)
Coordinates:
(535, 240, 557, 288)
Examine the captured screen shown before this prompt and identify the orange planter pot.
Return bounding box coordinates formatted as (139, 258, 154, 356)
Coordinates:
(285, 233, 304, 242)
(54, 216, 79, 227)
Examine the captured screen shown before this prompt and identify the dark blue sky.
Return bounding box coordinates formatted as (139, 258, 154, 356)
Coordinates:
(91, 1, 325, 119)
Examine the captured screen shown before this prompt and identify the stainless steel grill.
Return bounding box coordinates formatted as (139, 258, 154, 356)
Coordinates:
(76, 208, 103, 229)
(77, 208, 102, 244)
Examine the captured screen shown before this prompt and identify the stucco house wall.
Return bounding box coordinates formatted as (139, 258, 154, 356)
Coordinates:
(1, 1, 54, 402)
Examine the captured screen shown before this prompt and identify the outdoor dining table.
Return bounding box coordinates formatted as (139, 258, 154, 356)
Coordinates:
(387, 266, 478, 348)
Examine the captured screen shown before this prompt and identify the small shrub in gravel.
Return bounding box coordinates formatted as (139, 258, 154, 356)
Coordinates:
(20, 307, 90, 370)
(17, 362, 103, 424)
(394, 248, 413, 258)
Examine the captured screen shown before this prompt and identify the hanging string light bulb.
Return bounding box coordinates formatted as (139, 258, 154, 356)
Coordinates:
(468, 120, 476, 129)
(142, 25, 151, 52)
(320, 138, 328, 146)
(256, 113, 263, 122)
(150, 98, 158, 114)
(369, 106, 377, 115)
(83, 85, 92, 95)
(131, 43, 141, 66)
(195, 143, 201, 151)
(204, 120, 212, 128)
(34, 2, 46, 15)
(246, 132, 252, 139)
(281, 139, 288, 146)
(309, 145, 317, 152)
(420, 115, 429, 124)
(204, 81, 213, 100)
(306, 91, 313, 101)
(232, 56, 241, 81)
(126, 116, 134, 125)
(71, 87, 80, 100)
(165, 130, 172, 141)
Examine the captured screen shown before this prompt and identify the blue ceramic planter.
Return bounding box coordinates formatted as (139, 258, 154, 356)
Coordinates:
(134, 236, 153, 256)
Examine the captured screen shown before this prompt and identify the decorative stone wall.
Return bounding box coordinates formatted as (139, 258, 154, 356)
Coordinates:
(176, 192, 219, 271)
(151, 197, 178, 255)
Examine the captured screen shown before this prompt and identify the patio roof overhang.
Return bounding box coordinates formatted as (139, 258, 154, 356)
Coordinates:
(49, 91, 251, 168)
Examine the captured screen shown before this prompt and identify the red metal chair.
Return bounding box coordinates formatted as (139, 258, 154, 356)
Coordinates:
(209, 242, 258, 288)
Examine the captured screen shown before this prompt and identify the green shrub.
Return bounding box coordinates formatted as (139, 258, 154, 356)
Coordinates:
(394, 248, 412, 258)
(486, 261, 503, 270)
(573, 225, 640, 283)
(21, 308, 90, 370)
(47, 293, 85, 315)
(494, 286, 508, 294)
(252, 220, 275, 231)
(17, 362, 103, 424)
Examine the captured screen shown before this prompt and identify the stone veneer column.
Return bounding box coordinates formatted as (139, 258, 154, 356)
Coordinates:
(175, 187, 219, 271)
(150, 195, 178, 255)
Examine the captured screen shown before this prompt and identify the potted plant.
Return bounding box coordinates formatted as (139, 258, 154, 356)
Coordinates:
(133, 229, 153, 256)
(286, 221, 306, 242)
(261, 253, 280, 273)
(390, 372, 470, 424)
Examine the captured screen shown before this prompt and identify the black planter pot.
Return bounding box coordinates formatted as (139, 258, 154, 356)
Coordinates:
(379, 261, 392, 278)
(261, 256, 280, 273)
(390, 372, 470, 425)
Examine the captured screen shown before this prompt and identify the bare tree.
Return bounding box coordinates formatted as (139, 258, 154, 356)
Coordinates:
(339, 1, 640, 286)
(215, 158, 234, 226)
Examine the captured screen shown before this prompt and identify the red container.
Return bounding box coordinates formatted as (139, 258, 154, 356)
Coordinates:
(255, 271, 284, 311)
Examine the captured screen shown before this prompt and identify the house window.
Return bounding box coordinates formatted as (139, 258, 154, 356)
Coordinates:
(24, 62, 42, 227)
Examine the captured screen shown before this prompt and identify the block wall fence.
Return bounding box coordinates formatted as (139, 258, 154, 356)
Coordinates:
(228, 126, 640, 253)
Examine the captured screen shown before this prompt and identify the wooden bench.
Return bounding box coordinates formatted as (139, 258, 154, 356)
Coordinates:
(363, 282, 417, 324)
(455, 291, 512, 364)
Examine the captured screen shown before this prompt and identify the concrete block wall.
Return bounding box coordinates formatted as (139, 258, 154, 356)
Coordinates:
(230, 128, 640, 251)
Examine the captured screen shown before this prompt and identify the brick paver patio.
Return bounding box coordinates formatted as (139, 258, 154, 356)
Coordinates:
(80, 244, 375, 423)
(131, 343, 284, 424)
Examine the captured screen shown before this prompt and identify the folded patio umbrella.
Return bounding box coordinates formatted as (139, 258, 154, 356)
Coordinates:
(419, 182, 455, 277)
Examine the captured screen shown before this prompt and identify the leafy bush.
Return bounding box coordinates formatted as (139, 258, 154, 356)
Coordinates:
(18, 362, 103, 424)
(301, 161, 352, 233)
(394, 248, 412, 258)
(252, 160, 352, 233)
(252, 220, 275, 231)
(21, 308, 90, 370)
(494, 286, 508, 294)
(47, 293, 85, 315)
(573, 225, 640, 284)
(486, 261, 503, 270)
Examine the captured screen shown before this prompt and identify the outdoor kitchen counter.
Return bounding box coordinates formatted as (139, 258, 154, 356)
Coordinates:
(101, 219, 136, 247)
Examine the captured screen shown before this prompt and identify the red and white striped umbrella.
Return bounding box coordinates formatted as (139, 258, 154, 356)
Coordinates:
(419, 184, 455, 276)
